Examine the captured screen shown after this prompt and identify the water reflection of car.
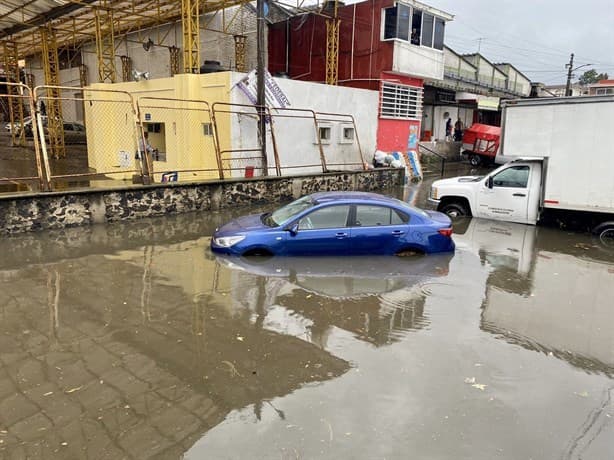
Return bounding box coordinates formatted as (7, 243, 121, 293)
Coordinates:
(211, 192, 455, 256)
(215, 253, 453, 299)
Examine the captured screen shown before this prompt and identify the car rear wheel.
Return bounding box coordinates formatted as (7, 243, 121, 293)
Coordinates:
(441, 202, 469, 219)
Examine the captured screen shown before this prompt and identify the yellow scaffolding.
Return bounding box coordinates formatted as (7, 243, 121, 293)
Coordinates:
(79, 64, 88, 87)
(40, 25, 65, 159)
(325, 1, 340, 86)
(2, 40, 26, 146)
(182, 0, 200, 73)
(234, 34, 246, 72)
(120, 55, 132, 81)
(169, 45, 181, 76)
(95, 1, 117, 83)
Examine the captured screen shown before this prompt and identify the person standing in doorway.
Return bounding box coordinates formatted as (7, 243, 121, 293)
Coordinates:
(454, 117, 463, 141)
(445, 117, 452, 140)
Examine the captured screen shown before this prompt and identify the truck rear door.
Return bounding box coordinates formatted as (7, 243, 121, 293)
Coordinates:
(476, 164, 532, 224)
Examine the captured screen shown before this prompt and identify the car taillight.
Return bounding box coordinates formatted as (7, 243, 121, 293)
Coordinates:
(438, 228, 453, 237)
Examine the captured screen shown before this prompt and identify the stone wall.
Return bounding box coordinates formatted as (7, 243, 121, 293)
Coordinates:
(0, 169, 404, 235)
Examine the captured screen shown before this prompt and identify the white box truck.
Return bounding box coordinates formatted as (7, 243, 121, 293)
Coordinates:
(428, 96, 614, 244)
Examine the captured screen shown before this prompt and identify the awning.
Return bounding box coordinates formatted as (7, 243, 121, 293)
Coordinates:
(455, 92, 500, 111)
(477, 96, 500, 111)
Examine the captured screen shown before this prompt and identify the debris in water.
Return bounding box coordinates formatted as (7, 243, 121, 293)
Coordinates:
(65, 386, 82, 394)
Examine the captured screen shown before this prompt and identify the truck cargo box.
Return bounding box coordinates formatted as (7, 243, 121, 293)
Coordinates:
(501, 96, 614, 213)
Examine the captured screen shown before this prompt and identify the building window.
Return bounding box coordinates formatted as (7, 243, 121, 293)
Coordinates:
(316, 125, 332, 144)
(380, 82, 423, 120)
(203, 122, 213, 136)
(421, 14, 434, 47)
(433, 18, 445, 50)
(382, 5, 445, 51)
(340, 125, 355, 143)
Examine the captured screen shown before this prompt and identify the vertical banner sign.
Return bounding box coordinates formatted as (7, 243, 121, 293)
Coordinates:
(408, 124, 418, 149)
(406, 124, 422, 179)
(235, 69, 291, 108)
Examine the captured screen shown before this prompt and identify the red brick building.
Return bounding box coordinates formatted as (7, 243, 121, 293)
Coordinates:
(268, 0, 453, 153)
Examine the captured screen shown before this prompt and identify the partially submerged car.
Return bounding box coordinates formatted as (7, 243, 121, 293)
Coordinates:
(211, 191, 455, 256)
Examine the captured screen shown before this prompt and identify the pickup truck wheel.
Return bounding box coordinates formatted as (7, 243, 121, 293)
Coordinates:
(441, 202, 469, 219)
(469, 154, 481, 167)
(595, 225, 614, 248)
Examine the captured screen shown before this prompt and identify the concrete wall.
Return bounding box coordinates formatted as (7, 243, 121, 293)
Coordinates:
(0, 168, 404, 234)
(229, 72, 379, 175)
(392, 40, 444, 80)
(78, 5, 259, 84)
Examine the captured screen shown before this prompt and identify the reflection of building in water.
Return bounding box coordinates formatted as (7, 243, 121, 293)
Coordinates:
(0, 245, 348, 458)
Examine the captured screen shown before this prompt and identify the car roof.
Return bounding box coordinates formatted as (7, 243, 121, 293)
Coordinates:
(310, 191, 398, 205)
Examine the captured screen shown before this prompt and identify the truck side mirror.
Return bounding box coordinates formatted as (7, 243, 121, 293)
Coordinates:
(487, 177, 494, 189)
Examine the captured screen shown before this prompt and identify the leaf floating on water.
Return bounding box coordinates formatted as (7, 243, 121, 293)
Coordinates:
(306, 294, 312, 299)
(574, 391, 589, 398)
(236, 336, 244, 342)
(43, 391, 54, 396)
(471, 383, 487, 391)
(464, 377, 476, 384)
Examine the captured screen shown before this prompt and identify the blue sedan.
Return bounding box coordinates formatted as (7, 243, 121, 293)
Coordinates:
(210, 191, 455, 256)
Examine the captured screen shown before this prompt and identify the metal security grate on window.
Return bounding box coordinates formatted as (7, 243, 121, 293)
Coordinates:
(380, 82, 423, 120)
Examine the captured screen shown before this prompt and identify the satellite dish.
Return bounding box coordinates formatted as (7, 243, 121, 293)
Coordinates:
(132, 70, 151, 81)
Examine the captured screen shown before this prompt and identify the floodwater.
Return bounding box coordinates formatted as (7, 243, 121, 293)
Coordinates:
(1, 174, 613, 459)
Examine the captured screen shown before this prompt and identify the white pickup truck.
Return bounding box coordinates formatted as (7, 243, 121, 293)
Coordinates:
(428, 96, 614, 244)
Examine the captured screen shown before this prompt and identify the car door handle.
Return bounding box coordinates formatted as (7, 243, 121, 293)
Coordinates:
(392, 230, 405, 236)
(336, 232, 348, 239)
(513, 193, 526, 197)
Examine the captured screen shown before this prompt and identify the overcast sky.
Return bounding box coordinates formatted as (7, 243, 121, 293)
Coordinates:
(423, 0, 614, 85)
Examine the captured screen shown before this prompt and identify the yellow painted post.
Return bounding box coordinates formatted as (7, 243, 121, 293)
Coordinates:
(3, 41, 26, 146)
(325, 1, 340, 85)
(40, 25, 65, 159)
(95, 1, 117, 83)
(182, 0, 200, 73)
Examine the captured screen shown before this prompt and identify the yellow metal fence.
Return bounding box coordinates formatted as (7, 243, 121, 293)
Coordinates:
(0, 85, 366, 193)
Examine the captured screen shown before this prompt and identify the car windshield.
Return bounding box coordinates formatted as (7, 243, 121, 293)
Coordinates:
(266, 195, 315, 226)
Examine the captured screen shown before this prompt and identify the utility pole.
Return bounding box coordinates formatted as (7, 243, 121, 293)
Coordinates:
(565, 53, 574, 96)
(256, 0, 268, 175)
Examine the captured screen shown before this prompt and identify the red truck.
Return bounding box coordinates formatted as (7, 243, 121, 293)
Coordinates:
(461, 123, 501, 167)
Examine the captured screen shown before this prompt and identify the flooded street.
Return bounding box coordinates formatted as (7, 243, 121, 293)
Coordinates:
(1, 173, 613, 459)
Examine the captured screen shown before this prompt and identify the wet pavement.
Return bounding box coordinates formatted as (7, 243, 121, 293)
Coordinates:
(1, 169, 613, 459)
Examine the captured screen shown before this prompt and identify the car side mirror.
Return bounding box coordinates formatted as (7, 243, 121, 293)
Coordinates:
(285, 223, 299, 235)
(487, 177, 494, 189)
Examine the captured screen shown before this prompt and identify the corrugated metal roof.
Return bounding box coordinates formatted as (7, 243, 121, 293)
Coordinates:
(0, 0, 248, 59)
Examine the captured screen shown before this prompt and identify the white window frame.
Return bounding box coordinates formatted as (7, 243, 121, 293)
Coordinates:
(203, 122, 214, 136)
(315, 123, 332, 144)
(380, 82, 423, 120)
(339, 124, 355, 144)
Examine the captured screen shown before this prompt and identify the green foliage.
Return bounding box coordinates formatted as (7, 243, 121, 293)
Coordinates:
(578, 69, 609, 85)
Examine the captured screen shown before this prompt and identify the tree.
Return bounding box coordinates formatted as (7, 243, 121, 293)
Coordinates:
(578, 69, 609, 85)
